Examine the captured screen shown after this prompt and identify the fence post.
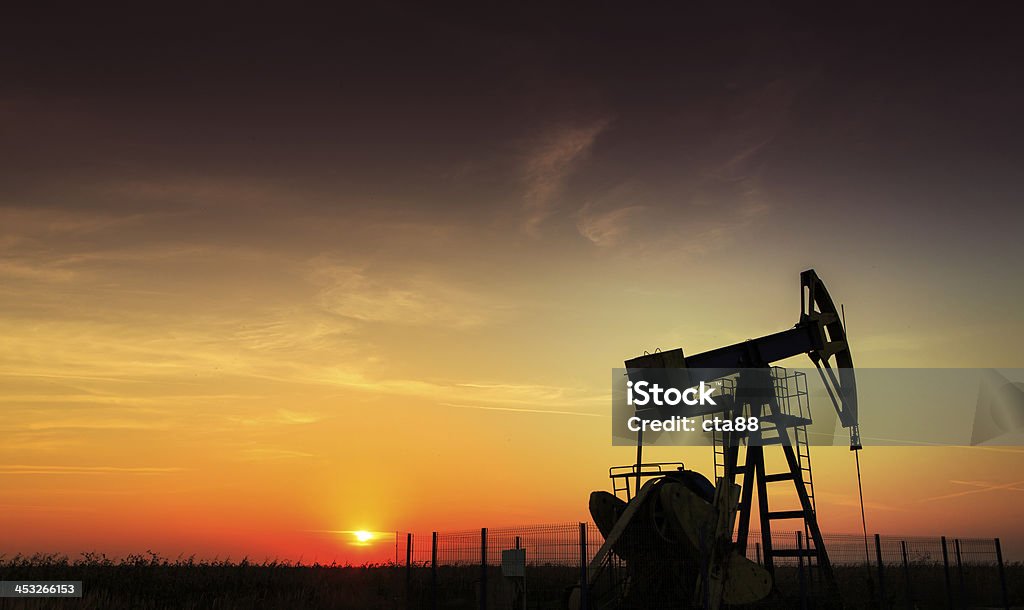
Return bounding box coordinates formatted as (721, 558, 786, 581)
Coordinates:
(580, 522, 589, 610)
(875, 534, 886, 609)
(797, 531, 807, 610)
(900, 540, 912, 608)
(755, 542, 761, 565)
(515, 535, 525, 610)
(995, 538, 1008, 610)
(941, 536, 953, 609)
(403, 532, 411, 605)
(954, 540, 965, 610)
(431, 531, 438, 610)
(406, 533, 413, 609)
(480, 527, 488, 610)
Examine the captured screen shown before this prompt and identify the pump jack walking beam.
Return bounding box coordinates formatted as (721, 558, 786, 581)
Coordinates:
(626, 269, 859, 449)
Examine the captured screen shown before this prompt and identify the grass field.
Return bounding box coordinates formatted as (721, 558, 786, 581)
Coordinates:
(1, 553, 1020, 609)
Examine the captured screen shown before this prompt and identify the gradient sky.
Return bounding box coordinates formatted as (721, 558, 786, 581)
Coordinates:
(2, 5, 1024, 563)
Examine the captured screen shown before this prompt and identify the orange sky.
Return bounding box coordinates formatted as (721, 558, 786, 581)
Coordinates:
(2, 217, 1022, 563)
(3, 4, 1024, 565)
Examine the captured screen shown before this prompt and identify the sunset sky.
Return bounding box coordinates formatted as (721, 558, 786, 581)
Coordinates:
(2, 5, 1024, 563)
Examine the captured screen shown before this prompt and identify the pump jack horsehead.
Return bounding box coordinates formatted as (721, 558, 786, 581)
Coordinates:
(572, 270, 860, 609)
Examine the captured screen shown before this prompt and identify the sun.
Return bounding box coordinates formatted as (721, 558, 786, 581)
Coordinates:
(353, 530, 374, 543)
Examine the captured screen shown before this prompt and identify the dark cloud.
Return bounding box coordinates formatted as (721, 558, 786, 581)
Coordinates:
(2, 3, 1022, 239)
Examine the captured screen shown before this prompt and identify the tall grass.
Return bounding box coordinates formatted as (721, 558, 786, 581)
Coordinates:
(0, 553, 1020, 609)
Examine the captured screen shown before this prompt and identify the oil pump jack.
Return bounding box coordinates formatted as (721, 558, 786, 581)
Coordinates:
(576, 270, 860, 609)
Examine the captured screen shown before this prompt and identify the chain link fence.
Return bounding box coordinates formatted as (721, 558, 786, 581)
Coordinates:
(394, 524, 1015, 609)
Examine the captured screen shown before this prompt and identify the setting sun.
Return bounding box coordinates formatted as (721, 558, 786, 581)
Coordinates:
(353, 531, 374, 543)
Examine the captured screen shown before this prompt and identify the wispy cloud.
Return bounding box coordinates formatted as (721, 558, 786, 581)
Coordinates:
(229, 409, 322, 427)
(814, 491, 909, 513)
(303, 529, 393, 547)
(285, 368, 606, 415)
(234, 447, 315, 461)
(0, 465, 185, 475)
(16, 417, 171, 432)
(0, 206, 150, 237)
(309, 259, 512, 329)
(669, 78, 799, 232)
(0, 504, 97, 512)
(576, 203, 646, 247)
(0, 260, 78, 282)
(441, 403, 604, 417)
(522, 119, 610, 235)
(922, 479, 1024, 502)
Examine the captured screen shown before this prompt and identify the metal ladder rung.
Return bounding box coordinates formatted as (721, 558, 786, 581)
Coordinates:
(767, 510, 806, 520)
